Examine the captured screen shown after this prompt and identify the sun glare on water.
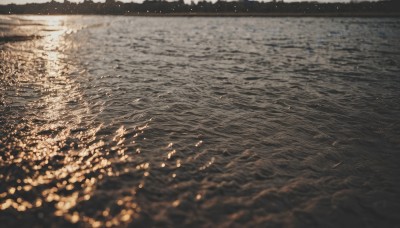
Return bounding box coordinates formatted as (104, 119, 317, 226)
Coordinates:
(0, 16, 141, 227)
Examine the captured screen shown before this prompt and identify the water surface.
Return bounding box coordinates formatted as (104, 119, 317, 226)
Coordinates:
(1, 15, 400, 227)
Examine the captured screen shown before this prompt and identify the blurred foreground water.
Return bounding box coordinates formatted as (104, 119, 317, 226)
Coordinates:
(1, 15, 400, 227)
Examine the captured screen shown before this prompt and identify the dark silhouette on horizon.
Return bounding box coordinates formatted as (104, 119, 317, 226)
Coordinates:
(0, 0, 399, 16)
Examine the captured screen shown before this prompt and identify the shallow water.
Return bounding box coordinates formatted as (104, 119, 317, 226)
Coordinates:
(1, 15, 400, 227)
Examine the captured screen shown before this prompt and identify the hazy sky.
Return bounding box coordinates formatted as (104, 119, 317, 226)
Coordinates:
(1, 0, 363, 5)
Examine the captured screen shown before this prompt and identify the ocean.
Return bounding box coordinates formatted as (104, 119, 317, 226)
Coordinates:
(1, 15, 400, 227)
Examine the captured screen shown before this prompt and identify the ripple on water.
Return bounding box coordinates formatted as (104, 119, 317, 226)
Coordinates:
(1, 16, 400, 227)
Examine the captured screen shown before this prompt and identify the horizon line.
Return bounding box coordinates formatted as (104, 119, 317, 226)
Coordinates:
(1, 0, 381, 6)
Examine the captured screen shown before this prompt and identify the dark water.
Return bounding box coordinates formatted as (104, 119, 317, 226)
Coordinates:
(1, 15, 400, 227)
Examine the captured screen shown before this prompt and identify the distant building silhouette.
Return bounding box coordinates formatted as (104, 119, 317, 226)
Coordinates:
(0, 0, 399, 16)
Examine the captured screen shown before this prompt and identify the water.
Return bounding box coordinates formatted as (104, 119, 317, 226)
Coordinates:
(1, 15, 400, 227)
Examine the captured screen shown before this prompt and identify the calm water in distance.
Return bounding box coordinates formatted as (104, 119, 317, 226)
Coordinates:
(1, 15, 400, 227)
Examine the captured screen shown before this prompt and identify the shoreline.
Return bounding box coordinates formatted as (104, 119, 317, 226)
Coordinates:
(1, 12, 400, 17)
(124, 12, 400, 17)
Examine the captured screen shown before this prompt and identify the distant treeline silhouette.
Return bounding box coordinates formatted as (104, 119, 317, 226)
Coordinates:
(0, 0, 399, 16)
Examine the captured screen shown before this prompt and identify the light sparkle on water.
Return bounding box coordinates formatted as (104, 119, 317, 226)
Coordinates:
(1, 15, 399, 227)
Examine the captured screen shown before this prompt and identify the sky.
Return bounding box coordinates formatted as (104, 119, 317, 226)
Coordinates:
(0, 0, 368, 4)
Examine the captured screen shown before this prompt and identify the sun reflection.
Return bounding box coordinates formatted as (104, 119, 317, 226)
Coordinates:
(0, 16, 144, 227)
